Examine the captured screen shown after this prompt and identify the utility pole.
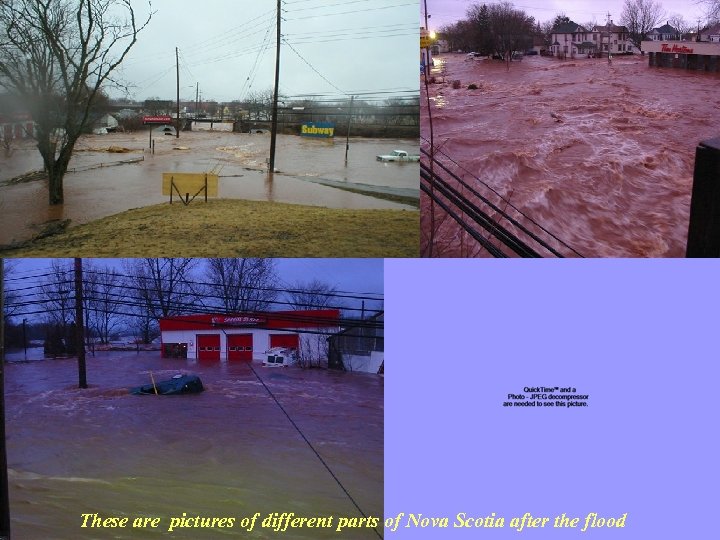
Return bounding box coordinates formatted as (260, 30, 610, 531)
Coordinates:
(269, 0, 281, 174)
(344, 95, 354, 165)
(0, 259, 10, 540)
(195, 82, 199, 121)
(74, 258, 87, 389)
(175, 47, 180, 138)
(606, 12, 612, 63)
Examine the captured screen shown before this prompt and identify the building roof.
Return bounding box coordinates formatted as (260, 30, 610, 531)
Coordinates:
(654, 23, 678, 34)
(159, 309, 341, 331)
(593, 23, 629, 33)
(552, 21, 587, 34)
(700, 22, 720, 35)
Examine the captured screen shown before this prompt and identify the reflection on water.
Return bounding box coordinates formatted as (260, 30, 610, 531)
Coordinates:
(422, 54, 720, 257)
(0, 132, 419, 245)
(5, 352, 383, 539)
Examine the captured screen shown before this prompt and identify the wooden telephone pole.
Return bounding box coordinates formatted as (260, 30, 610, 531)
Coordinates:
(176, 47, 180, 138)
(74, 258, 87, 389)
(269, 0, 281, 174)
(0, 259, 10, 540)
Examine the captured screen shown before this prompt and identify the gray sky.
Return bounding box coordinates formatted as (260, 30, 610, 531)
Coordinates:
(111, 0, 419, 103)
(425, 0, 712, 30)
(4, 258, 384, 321)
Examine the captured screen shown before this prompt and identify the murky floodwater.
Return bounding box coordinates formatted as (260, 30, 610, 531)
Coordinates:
(4, 352, 383, 539)
(421, 54, 720, 257)
(0, 131, 418, 245)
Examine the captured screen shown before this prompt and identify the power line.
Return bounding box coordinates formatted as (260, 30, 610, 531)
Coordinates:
(282, 38, 347, 95)
(285, 1, 417, 20)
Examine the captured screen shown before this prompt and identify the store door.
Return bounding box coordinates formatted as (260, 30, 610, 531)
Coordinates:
(227, 334, 253, 361)
(197, 334, 220, 361)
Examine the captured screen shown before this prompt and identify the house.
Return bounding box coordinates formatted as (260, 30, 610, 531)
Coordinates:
(591, 21, 631, 55)
(550, 21, 594, 58)
(529, 33, 547, 55)
(431, 38, 450, 55)
(699, 22, 720, 42)
(0, 94, 35, 141)
(648, 22, 680, 41)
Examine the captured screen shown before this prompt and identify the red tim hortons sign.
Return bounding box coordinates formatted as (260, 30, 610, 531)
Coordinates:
(143, 115, 173, 124)
(661, 44, 694, 54)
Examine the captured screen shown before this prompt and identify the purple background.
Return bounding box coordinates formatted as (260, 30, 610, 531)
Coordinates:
(385, 259, 719, 538)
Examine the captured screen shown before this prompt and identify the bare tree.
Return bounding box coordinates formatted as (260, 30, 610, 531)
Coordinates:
(244, 89, 273, 121)
(83, 261, 123, 344)
(205, 258, 278, 313)
(287, 279, 339, 310)
(125, 258, 199, 318)
(1, 259, 16, 316)
(296, 334, 329, 369)
(703, 0, 720, 23)
(39, 259, 76, 355)
(122, 258, 199, 344)
(620, 0, 665, 47)
(40, 259, 74, 327)
(0, 0, 152, 205)
(668, 14, 692, 37)
(490, 2, 534, 62)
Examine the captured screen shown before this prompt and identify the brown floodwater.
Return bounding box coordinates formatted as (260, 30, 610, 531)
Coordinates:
(4, 352, 383, 539)
(0, 131, 418, 245)
(421, 53, 720, 257)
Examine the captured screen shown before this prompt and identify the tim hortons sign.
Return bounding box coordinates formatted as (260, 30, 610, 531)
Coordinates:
(661, 44, 694, 54)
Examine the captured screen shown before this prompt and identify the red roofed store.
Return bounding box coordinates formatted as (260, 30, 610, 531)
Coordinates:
(159, 309, 340, 361)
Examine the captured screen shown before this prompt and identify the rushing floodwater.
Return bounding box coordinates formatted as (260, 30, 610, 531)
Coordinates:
(0, 131, 418, 245)
(4, 352, 383, 539)
(421, 53, 720, 257)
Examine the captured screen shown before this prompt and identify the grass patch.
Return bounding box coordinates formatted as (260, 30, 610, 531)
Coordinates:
(0, 199, 418, 257)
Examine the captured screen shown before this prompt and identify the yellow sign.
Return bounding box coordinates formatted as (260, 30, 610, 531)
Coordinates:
(421, 28, 430, 48)
(162, 172, 219, 198)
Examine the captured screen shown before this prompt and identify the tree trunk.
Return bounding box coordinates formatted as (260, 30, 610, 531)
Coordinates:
(47, 144, 75, 205)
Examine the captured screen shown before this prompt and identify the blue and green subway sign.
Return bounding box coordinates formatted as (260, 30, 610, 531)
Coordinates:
(300, 122, 335, 138)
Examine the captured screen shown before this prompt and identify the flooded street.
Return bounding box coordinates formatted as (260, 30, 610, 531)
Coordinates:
(421, 53, 720, 257)
(0, 131, 418, 245)
(4, 352, 383, 538)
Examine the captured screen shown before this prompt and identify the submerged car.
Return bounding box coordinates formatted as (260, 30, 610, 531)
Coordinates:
(130, 374, 204, 395)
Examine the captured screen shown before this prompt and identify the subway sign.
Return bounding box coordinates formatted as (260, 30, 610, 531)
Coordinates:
(300, 122, 335, 138)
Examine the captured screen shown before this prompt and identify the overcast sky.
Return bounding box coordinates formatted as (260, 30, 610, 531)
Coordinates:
(110, 0, 419, 104)
(424, 0, 712, 29)
(4, 258, 384, 321)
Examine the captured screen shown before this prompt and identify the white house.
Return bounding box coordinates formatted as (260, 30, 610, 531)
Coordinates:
(550, 21, 594, 58)
(591, 21, 631, 55)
